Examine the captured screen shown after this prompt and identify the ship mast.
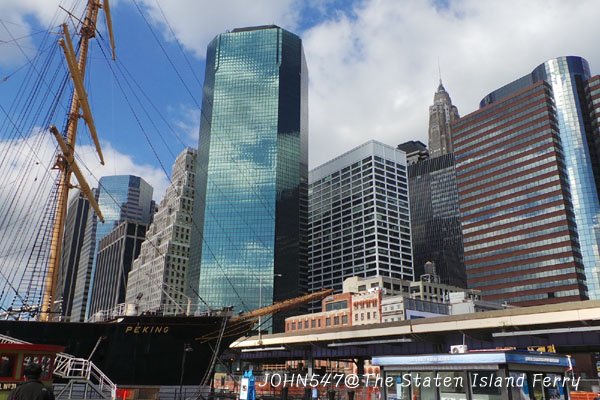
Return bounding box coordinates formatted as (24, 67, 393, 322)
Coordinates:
(41, 0, 116, 321)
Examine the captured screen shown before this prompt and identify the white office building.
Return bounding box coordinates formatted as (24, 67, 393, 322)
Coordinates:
(309, 140, 413, 305)
(125, 148, 197, 315)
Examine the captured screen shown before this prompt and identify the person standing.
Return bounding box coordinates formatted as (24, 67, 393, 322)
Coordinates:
(8, 363, 55, 400)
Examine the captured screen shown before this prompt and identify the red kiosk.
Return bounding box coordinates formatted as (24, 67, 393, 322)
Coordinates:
(0, 343, 64, 399)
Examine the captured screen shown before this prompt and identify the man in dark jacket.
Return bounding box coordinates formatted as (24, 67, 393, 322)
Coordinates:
(8, 363, 55, 400)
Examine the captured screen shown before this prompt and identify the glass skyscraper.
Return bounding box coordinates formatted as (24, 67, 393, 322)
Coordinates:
(453, 56, 600, 304)
(407, 153, 466, 288)
(55, 191, 90, 320)
(69, 175, 154, 321)
(189, 26, 308, 331)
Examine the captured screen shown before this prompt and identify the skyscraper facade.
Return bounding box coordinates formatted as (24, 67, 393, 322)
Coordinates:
(407, 153, 466, 288)
(309, 141, 413, 302)
(88, 220, 147, 318)
(428, 82, 459, 158)
(69, 176, 154, 321)
(126, 148, 196, 315)
(55, 191, 90, 319)
(70, 189, 98, 322)
(452, 57, 599, 304)
(189, 26, 308, 331)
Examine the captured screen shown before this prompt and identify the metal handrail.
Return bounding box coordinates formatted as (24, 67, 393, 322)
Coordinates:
(0, 334, 116, 399)
(53, 353, 116, 399)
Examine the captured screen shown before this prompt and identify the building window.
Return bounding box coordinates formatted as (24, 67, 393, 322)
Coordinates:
(354, 314, 358, 321)
(326, 318, 331, 327)
(311, 320, 316, 328)
(318, 319, 322, 327)
(367, 312, 371, 320)
(342, 315, 348, 325)
(325, 300, 348, 311)
(292, 322, 296, 330)
(304, 320, 309, 329)
(334, 316, 340, 325)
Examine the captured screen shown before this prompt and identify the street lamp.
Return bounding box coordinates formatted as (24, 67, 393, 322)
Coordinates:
(258, 273, 282, 345)
(179, 343, 193, 400)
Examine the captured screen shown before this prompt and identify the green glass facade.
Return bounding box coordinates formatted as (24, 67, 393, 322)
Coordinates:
(189, 26, 308, 331)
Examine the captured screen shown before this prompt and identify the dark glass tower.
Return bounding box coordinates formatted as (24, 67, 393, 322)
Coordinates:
(189, 26, 308, 331)
(407, 153, 466, 288)
(88, 221, 147, 318)
(55, 191, 91, 319)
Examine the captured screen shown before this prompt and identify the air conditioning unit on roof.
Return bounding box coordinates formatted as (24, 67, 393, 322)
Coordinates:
(450, 345, 468, 354)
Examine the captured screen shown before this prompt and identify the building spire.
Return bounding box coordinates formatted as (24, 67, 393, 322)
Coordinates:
(437, 57, 445, 92)
(428, 73, 459, 158)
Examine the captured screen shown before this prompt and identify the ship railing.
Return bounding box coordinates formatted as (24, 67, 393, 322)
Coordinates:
(54, 352, 116, 400)
(0, 334, 29, 344)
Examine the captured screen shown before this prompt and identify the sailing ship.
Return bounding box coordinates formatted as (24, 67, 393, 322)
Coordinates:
(0, 0, 329, 388)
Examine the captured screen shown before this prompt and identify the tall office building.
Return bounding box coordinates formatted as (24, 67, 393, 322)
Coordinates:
(407, 153, 466, 287)
(70, 189, 98, 322)
(452, 56, 599, 305)
(126, 148, 196, 315)
(189, 26, 308, 331)
(309, 140, 413, 302)
(69, 176, 154, 321)
(54, 191, 90, 319)
(428, 81, 459, 158)
(88, 221, 147, 318)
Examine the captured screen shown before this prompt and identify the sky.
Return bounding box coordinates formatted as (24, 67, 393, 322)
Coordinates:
(1, 0, 600, 201)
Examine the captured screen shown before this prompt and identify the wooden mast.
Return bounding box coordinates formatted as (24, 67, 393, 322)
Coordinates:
(41, 0, 115, 321)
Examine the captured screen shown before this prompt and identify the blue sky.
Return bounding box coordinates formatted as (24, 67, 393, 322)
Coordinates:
(1, 0, 600, 199)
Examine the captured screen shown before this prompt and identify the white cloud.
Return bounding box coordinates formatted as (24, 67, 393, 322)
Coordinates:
(0, 130, 168, 308)
(0, 130, 169, 210)
(0, 0, 82, 67)
(136, 0, 302, 58)
(78, 140, 170, 200)
(129, 0, 600, 168)
(303, 0, 600, 166)
(169, 104, 200, 145)
(3, 0, 600, 172)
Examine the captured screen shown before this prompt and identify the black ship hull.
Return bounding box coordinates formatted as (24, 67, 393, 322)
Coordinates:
(0, 315, 247, 386)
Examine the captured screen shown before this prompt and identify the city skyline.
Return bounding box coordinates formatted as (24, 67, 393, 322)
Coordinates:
(0, 1, 599, 203)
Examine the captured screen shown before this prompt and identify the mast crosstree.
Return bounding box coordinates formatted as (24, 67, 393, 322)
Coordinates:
(41, 0, 116, 321)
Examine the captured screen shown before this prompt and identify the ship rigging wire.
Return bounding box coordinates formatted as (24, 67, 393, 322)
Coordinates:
(0, 0, 303, 324)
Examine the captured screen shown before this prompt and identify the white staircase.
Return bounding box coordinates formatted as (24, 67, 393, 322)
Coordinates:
(0, 334, 116, 400)
(53, 353, 116, 400)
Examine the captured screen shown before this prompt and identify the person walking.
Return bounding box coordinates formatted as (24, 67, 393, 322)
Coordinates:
(8, 363, 55, 400)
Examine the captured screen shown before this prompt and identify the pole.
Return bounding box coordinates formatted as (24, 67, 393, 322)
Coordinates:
(258, 276, 262, 345)
(180, 344, 194, 399)
(179, 344, 188, 400)
(42, 0, 100, 321)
